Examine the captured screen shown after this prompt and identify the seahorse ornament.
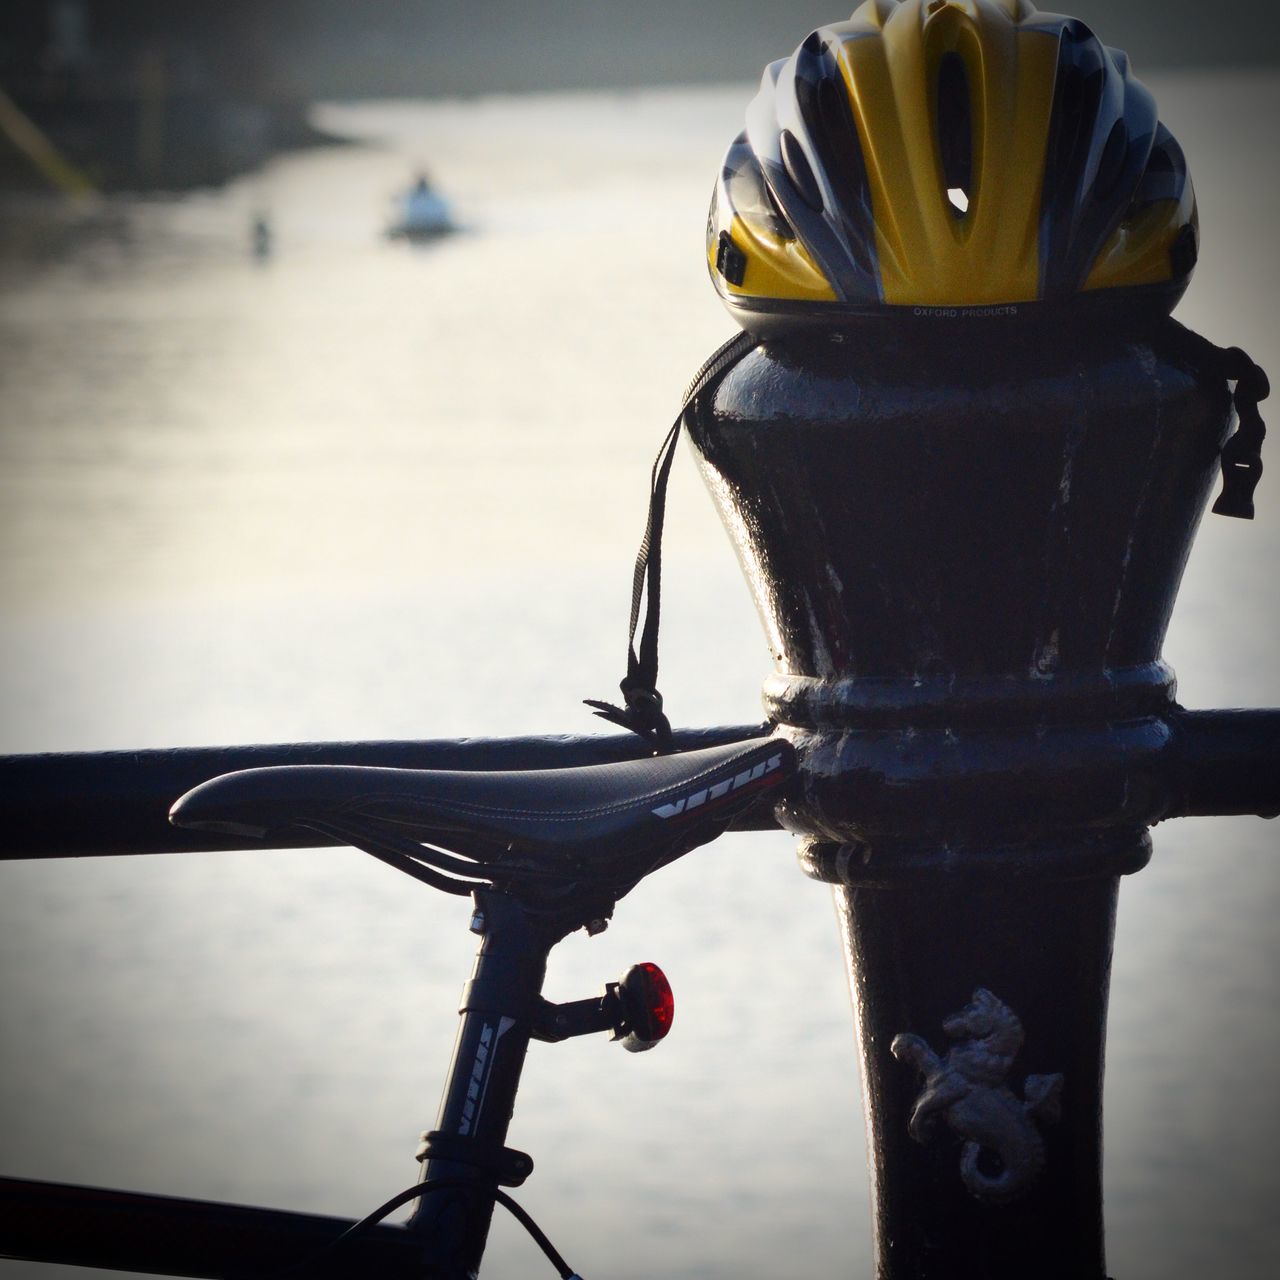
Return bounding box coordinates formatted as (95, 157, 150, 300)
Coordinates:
(891, 988, 1064, 1204)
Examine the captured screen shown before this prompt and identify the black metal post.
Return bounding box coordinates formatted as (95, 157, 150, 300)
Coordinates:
(836, 873, 1118, 1280)
(684, 318, 1272, 1278)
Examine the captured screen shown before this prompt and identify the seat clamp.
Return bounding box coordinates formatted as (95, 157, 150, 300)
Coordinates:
(415, 1129, 535, 1187)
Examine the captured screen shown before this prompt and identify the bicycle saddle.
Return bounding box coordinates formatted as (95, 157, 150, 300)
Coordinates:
(170, 737, 793, 901)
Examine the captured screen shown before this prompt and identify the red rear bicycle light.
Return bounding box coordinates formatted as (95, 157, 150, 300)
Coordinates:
(615, 961, 674, 1053)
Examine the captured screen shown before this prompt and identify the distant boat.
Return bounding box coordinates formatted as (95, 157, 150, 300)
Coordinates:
(251, 214, 272, 259)
(386, 174, 455, 242)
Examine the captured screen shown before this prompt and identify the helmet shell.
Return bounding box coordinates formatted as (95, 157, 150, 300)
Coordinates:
(708, 0, 1198, 336)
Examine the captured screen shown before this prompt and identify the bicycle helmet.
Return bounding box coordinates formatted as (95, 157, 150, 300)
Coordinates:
(708, 0, 1198, 335)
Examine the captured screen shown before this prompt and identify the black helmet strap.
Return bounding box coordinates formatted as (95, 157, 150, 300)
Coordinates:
(586, 322, 1268, 751)
(585, 330, 757, 751)
(1163, 319, 1269, 518)
(1209, 347, 1269, 520)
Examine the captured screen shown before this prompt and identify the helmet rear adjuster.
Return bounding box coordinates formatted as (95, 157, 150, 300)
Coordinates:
(1170, 223, 1199, 279)
(715, 231, 747, 287)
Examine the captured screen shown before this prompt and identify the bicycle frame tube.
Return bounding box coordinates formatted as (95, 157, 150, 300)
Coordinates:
(0, 890, 561, 1280)
(0, 1175, 423, 1276)
(407, 888, 554, 1278)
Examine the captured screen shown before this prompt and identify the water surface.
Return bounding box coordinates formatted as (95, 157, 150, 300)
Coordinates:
(1, 77, 1278, 1279)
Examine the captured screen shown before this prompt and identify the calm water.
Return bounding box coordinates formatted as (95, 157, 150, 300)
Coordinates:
(1, 77, 1278, 1279)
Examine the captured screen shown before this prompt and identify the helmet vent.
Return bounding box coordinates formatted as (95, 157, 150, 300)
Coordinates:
(781, 129, 825, 212)
(1093, 119, 1129, 198)
(1045, 38, 1104, 196)
(936, 52, 972, 218)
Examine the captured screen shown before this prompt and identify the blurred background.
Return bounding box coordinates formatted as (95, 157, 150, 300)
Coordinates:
(1, 3, 1277, 1279)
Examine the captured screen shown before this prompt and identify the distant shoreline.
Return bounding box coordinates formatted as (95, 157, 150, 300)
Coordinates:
(0, 93, 349, 196)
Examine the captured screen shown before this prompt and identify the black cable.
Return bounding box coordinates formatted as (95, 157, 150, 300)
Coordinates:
(264, 1177, 580, 1280)
(490, 1184, 578, 1279)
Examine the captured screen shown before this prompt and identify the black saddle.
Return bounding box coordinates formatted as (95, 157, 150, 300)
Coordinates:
(170, 737, 793, 906)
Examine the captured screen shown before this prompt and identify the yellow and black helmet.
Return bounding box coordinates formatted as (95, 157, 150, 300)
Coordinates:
(708, 0, 1198, 335)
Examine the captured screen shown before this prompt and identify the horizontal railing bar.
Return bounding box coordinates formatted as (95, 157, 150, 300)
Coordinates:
(3, 708, 1273, 864)
(0, 724, 777, 859)
(1165, 708, 1280, 819)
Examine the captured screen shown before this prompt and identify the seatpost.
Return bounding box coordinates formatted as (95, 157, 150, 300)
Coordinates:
(684, 323, 1277, 1279)
(407, 888, 549, 1278)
